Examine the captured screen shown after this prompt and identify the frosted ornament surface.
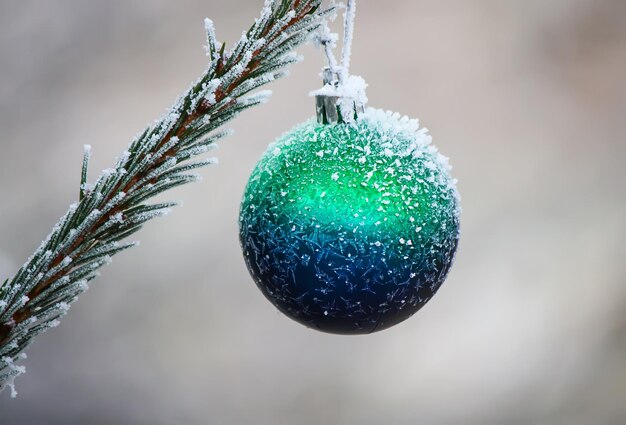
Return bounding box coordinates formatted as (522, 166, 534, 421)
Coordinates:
(239, 108, 460, 334)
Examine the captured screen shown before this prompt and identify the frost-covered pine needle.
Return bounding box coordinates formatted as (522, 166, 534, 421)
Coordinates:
(0, 0, 332, 398)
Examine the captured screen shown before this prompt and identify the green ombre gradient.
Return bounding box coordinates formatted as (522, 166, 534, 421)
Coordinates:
(240, 108, 460, 334)
(245, 110, 458, 244)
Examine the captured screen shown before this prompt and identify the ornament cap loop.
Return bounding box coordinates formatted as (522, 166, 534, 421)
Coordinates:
(314, 67, 366, 125)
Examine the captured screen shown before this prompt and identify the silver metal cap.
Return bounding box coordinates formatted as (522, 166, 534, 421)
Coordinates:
(315, 68, 366, 125)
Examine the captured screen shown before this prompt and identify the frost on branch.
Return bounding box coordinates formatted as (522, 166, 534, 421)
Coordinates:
(0, 0, 332, 397)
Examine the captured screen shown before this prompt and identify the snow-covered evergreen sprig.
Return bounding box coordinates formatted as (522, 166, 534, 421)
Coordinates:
(0, 0, 332, 398)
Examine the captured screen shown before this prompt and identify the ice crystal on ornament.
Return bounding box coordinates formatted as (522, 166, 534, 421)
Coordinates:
(310, 75, 368, 109)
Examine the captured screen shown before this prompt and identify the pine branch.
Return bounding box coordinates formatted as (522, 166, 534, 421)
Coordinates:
(0, 0, 332, 398)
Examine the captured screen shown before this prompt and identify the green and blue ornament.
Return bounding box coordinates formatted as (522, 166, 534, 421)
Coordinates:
(239, 0, 460, 335)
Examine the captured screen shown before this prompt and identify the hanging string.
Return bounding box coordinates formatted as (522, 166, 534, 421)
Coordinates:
(322, 33, 340, 75)
(313, 0, 366, 124)
(341, 0, 356, 79)
(316, 0, 357, 86)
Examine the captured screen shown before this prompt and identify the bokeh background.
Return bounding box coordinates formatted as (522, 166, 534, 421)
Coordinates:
(0, 0, 625, 424)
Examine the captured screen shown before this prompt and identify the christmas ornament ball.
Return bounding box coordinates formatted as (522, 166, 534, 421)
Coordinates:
(239, 108, 460, 335)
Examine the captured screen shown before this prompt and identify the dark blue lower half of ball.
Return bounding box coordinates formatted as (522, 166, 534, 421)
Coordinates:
(240, 222, 458, 335)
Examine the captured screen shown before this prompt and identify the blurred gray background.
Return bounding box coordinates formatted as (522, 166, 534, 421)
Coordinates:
(0, 0, 625, 424)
